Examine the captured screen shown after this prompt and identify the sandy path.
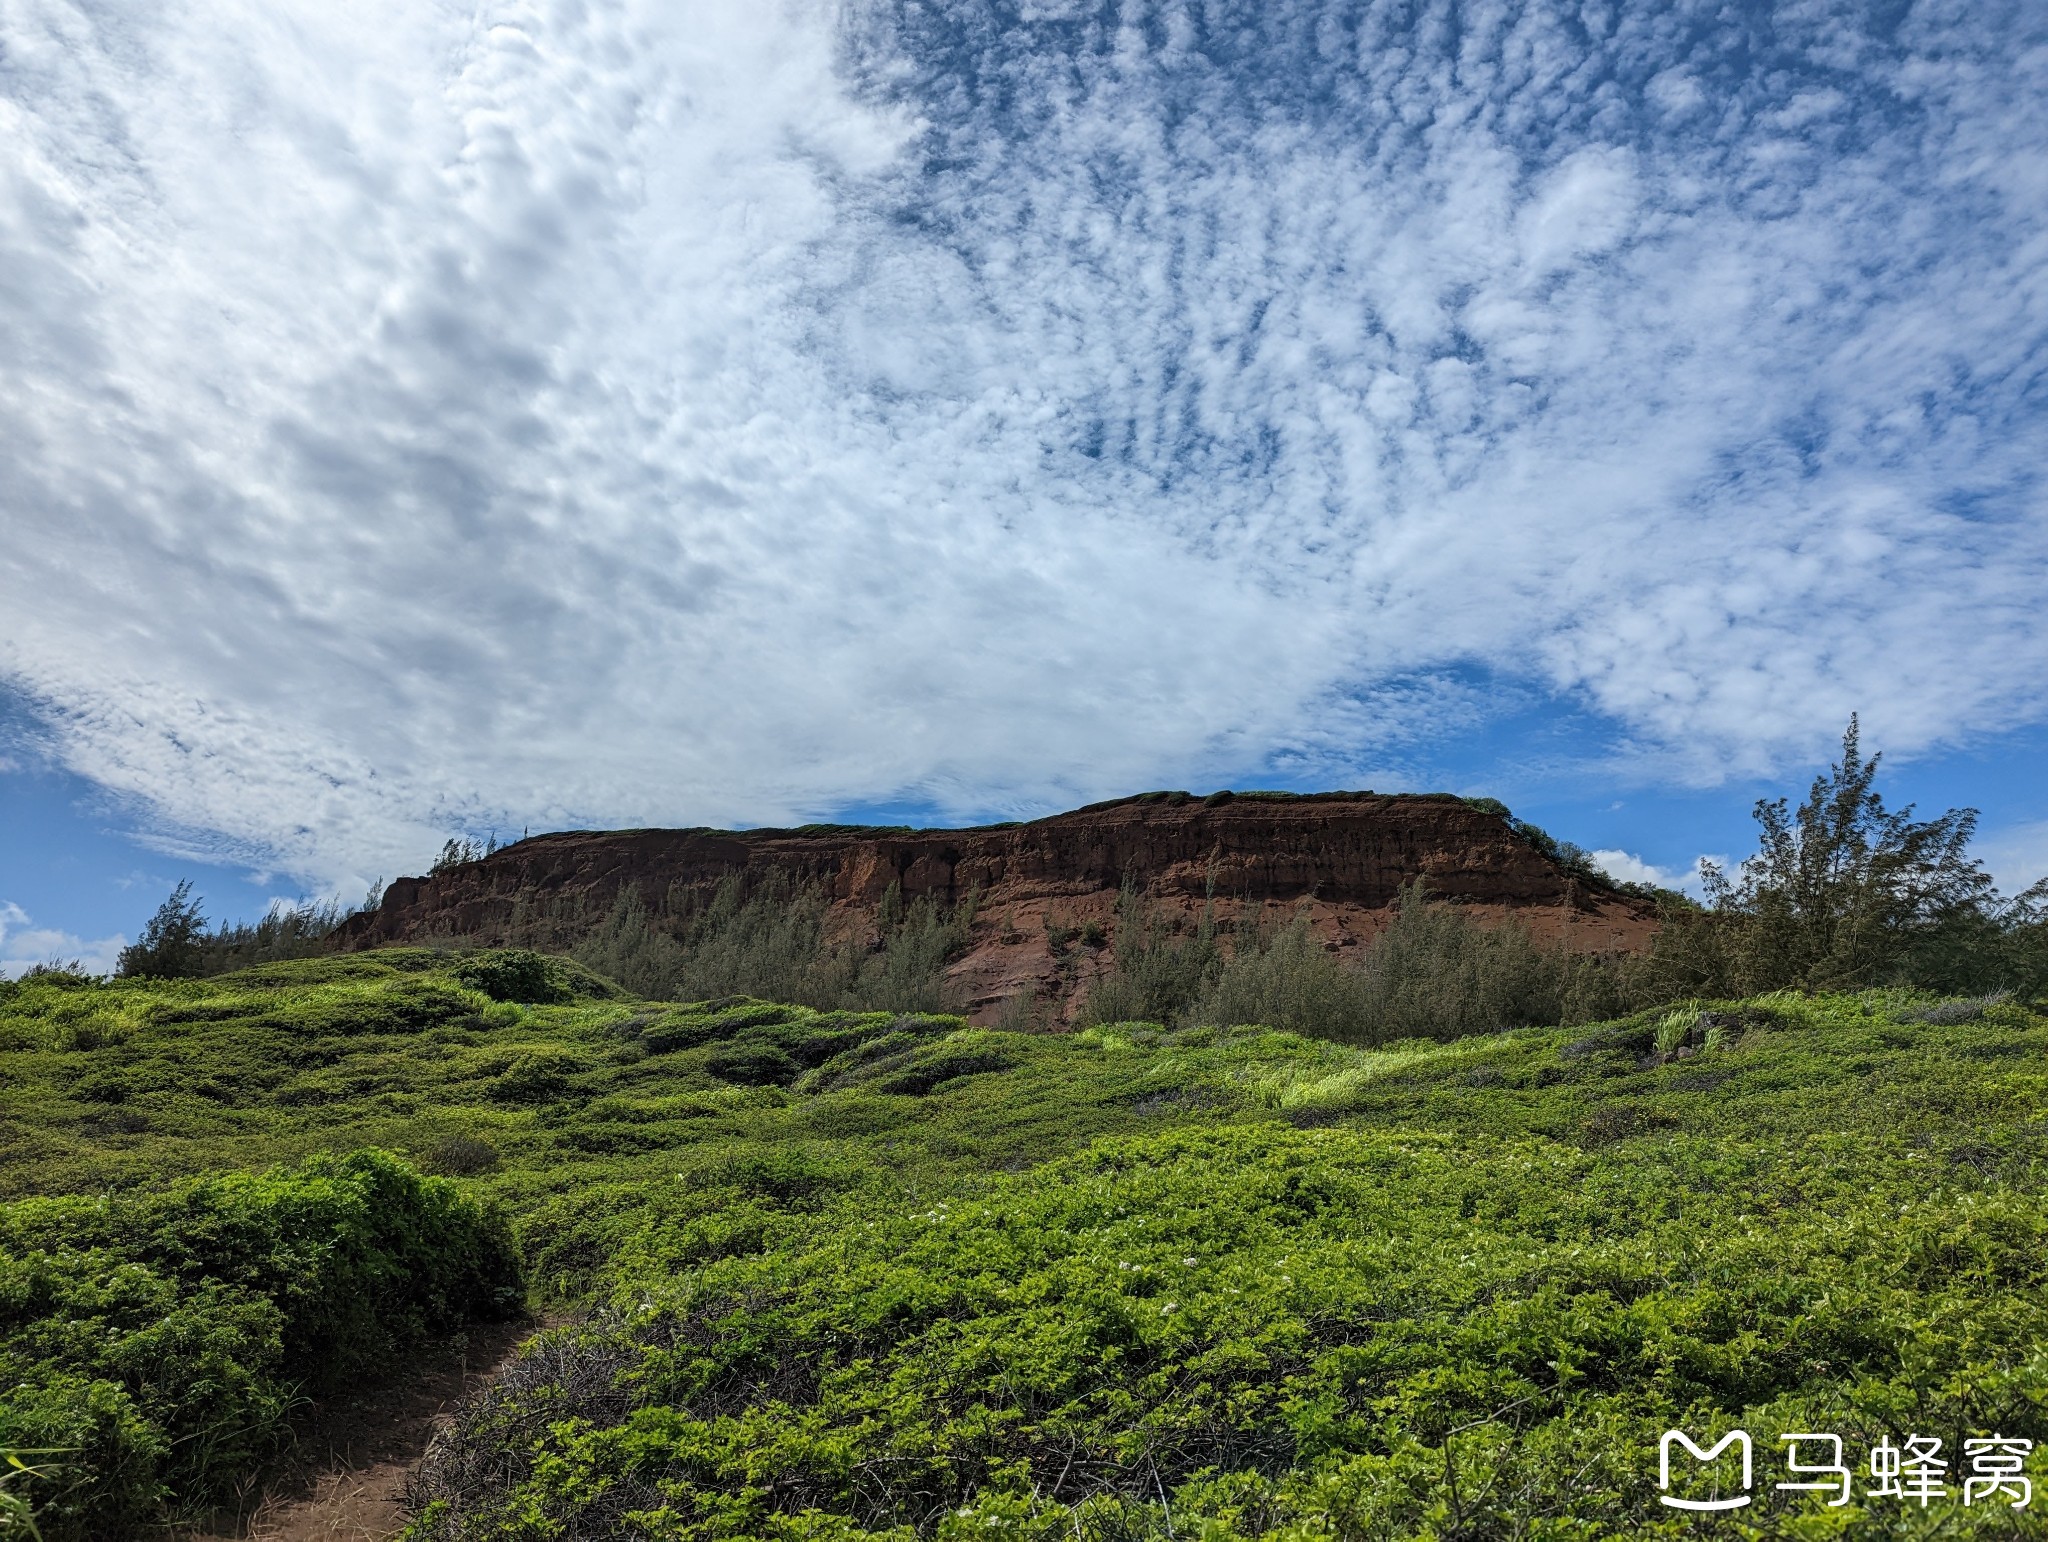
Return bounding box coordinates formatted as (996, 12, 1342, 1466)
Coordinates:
(186, 1316, 541, 1542)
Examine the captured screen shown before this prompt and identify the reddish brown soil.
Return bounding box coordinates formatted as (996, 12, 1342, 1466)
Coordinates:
(336, 791, 1658, 1022)
(182, 1318, 538, 1542)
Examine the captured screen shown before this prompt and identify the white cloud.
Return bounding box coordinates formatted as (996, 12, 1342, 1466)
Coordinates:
(2, 0, 2045, 891)
(1981, 822, 2048, 899)
(1646, 68, 1705, 117)
(1590, 850, 1722, 898)
(1602, 820, 2048, 906)
(0, 901, 124, 978)
(1518, 147, 1638, 272)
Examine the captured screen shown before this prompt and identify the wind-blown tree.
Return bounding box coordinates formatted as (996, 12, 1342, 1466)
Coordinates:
(115, 879, 208, 979)
(1657, 718, 2046, 996)
(113, 882, 364, 980)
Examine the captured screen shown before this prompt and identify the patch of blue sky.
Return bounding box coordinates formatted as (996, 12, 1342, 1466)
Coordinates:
(0, 697, 286, 973)
(2, 0, 2044, 947)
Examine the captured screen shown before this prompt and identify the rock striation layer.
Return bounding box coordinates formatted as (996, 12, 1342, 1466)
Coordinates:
(336, 791, 1658, 1019)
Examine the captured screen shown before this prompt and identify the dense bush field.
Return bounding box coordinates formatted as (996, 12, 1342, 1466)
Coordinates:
(0, 1147, 518, 1537)
(3, 953, 2047, 1537)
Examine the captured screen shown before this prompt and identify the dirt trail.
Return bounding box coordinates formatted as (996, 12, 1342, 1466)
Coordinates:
(186, 1316, 540, 1542)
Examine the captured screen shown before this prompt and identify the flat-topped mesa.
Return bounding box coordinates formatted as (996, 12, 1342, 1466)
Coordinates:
(335, 791, 1658, 1019)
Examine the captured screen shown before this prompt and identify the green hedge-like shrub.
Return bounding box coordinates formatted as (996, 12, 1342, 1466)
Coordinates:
(454, 949, 622, 1004)
(0, 1149, 521, 1540)
(456, 950, 568, 1004)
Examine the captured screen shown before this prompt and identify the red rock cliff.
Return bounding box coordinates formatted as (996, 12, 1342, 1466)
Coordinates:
(336, 791, 1656, 1018)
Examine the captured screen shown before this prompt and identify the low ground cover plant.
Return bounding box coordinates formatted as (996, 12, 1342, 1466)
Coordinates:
(3, 950, 2047, 1536)
(0, 1147, 518, 1538)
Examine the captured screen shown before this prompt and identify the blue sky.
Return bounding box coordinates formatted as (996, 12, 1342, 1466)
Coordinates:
(4, 0, 2046, 971)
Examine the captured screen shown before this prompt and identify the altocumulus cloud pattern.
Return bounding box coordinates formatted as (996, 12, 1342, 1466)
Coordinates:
(2, 0, 2046, 890)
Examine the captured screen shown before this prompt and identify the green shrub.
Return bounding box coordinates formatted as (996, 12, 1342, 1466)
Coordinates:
(1078, 880, 1224, 1027)
(10, 948, 2048, 1539)
(871, 1046, 1014, 1095)
(563, 877, 973, 1012)
(113, 882, 208, 980)
(457, 950, 570, 1004)
(683, 1148, 856, 1201)
(701, 1040, 798, 1086)
(697, 1002, 797, 1034)
(112, 883, 376, 981)
(422, 1133, 502, 1176)
(1899, 989, 2013, 1025)
(407, 1122, 2048, 1540)
(491, 1050, 583, 1101)
(0, 1150, 520, 1539)
(1088, 885, 1639, 1045)
(1194, 911, 1374, 1039)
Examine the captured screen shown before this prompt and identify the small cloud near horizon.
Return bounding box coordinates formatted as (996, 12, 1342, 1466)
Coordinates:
(1983, 822, 2048, 902)
(0, 901, 125, 979)
(1591, 849, 1722, 898)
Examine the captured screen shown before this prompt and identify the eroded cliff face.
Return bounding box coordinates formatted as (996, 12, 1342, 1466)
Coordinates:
(335, 791, 1658, 1019)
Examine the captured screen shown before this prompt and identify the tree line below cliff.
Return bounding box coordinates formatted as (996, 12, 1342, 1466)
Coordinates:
(82, 719, 2048, 1026)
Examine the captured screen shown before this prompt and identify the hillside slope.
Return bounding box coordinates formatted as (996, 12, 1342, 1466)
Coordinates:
(3, 955, 2045, 1537)
(335, 792, 1657, 1018)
